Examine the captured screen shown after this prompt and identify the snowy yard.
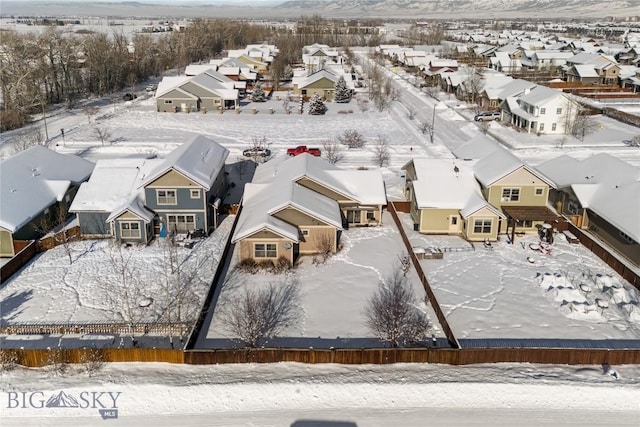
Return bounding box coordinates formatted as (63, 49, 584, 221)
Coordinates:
(398, 212, 640, 341)
(202, 211, 442, 348)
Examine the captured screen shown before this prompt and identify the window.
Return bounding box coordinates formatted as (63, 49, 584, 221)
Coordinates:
(540, 107, 546, 115)
(301, 229, 309, 236)
(473, 219, 492, 234)
(157, 190, 177, 205)
(346, 210, 361, 224)
(522, 220, 533, 228)
(167, 214, 195, 233)
(190, 189, 200, 199)
(164, 100, 173, 104)
(501, 188, 520, 202)
(539, 123, 545, 131)
(255, 243, 277, 258)
(120, 222, 141, 239)
(535, 187, 544, 196)
(552, 123, 557, 131)
(451, 216, 458, 225)
(556, 107, 562, 114)
(366, 210, 375, 221)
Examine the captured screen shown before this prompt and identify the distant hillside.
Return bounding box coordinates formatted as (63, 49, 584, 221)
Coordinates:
(1, 0, 637, 18)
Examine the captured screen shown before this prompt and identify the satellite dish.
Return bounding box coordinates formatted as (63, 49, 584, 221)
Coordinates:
(283, 242, 292, 249)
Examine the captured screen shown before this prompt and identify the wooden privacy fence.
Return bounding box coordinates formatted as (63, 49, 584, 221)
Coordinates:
(388, 202, 459, 348)
(3, 346, 640, 368)
(567, 223, 639, 288)
(1, 240, 36, 284)
(36, 226, 81, 251)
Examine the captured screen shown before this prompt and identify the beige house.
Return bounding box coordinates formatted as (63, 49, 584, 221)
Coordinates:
(402, 159, 504, 242)
(292, 69, 342, 101)
(232, 154, 387, 264)
(473, 147, 558, 236)
(155, 70, 238, 112)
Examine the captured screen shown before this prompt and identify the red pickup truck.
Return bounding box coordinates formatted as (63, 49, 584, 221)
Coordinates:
(286, 145, 321, 157)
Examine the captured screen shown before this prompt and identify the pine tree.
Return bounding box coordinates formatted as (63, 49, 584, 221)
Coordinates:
(334, 76, 351, 103)
(308, 93, 326, 115)
(251, 82, 266, 102)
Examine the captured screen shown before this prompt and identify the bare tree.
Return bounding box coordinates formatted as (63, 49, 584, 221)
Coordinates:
(84, 105, 100, 124)
(338, 129, 366, 149)
(37, 202, 75, 264)
(372, 134, 390, 167)
(462, 66, 482, 111)
(11, 127, 44, 154)
(365, 269, 430, 347)
(313, 233, 335, 264)
(93, 126, 111, 146)
(570, 113, 597, 141)
(219, 279, 301, 348)
(322, 138, 344, 164)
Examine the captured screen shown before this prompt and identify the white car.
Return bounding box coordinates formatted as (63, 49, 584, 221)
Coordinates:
(474, 111, 501, 121)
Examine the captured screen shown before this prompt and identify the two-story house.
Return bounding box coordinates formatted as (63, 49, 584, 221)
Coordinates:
(232, 154, 386, 264)
(70, 135, 229, 244)
(502, 85, 580, 134)
(1, 146, 94, 257)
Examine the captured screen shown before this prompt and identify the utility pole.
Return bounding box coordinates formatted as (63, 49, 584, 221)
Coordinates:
(430, 107, 436, 143)
(41, 98, 49, 143)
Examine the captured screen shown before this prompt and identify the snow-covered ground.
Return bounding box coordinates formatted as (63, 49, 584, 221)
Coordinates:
(1, 361, 639, 426)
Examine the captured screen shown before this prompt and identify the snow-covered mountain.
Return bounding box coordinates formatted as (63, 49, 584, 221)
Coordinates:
(276, 0, 639, 18)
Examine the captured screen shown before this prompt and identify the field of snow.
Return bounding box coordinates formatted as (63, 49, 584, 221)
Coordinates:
(1, 361, 639, 426)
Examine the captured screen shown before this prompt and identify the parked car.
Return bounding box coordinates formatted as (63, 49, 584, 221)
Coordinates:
(474, 111, 501, 121)
(123, 93, 137, 101)
(145, 84, 157, 93)
(286, 145, 321, 157)
(243, 147, 271, 157)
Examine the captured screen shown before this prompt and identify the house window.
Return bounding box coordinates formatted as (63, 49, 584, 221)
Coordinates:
(540, 107, 546, 115)
(120, 222, 141, 239)
(552, 123, 557, 131)
(254, 243, 277, 258)
(473, 219, 492, 234)
(539, 123, 545, 131)
(451, 216, 458, 225)
(346, 210, 362, 224)
(164, 100, 173, 104)
(556, 107, 562, 114)
(190, 189, 200, 199)
(301, 229, 309, 236)
(535, 187, 544, 196)
(522, 220, 533, 228)
(501, 188, 520, 202)
(167, 214, 196, 233)
(157, 189, 177, 205)
(366, 210, 376, 221)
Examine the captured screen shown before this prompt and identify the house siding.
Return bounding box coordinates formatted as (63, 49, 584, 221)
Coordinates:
(486, 167, 549, 210)
(112, 213, 149, 244)
(465, 215, 500, 241)
(273, 207, 331, 227)
(77, 212, 111, 236)
(419, 208, 460, 234)
(238, 238, 294, 264)
(584, 210, 640, 267)
(181, 82, 222, 110)
(156, 89, 198, 112)
(298, 226, 336, 254)
(297, 178, 351, 202)
(0, 228, 14, 257)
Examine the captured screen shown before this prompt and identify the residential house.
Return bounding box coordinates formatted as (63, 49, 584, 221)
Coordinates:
(155, 69, 238, 112)
(472, 147, 558, 236)
(302, 44, 342, 73)
(520, 51, 573, 70)
(0, 146, 94, 257)
(70, 136, 229, 243)
(292, 68, 352, 101)
(402, 159, 505, 241)
(566, 64, 601, 85)
(231, 154, 386, 264)
(478, 77, 536, 110)
(536, 154, 640, 267)
(502, 85, 580, 134)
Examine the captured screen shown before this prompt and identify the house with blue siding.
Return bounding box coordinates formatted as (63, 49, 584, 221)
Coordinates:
(70, 135, 229, 243)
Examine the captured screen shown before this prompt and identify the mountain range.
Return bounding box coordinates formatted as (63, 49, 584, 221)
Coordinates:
(1, 0, 637, 19)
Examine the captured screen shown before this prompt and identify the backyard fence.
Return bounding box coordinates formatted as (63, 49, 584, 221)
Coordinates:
(36, 226, 82, 252)
(0, 240, 36, 284)
(567, 223, 639, 288)
(3, 346, 639, 368)
(388, 202, 459, 348)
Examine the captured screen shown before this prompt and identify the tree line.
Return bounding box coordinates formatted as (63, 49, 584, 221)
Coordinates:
(1, 16, 386, 132)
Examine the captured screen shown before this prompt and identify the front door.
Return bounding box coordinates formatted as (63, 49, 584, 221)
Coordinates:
(449, 215, 459, 233)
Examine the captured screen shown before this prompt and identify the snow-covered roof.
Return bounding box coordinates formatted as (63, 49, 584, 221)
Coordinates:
(571, 64, 599, 78)
(69, 158, 162, 214)
(536, 154, 640, 242)
(155, 76, 193, 98)
(139, 135, 229, 190)
(106, 195, 155, 223)
(451, 134, 500, 160)
(473, 146, 551, 188)
(518, 85, 564, 107)
(293, 69, 339, 89)
(0, 146, 94, 233)
(185, 64, 218, 76)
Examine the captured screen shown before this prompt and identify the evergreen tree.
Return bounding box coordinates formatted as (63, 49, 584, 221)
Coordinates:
(334, 76, 351, 103)
(308, 93, 326, 115)
(251, 82, 267, 102)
